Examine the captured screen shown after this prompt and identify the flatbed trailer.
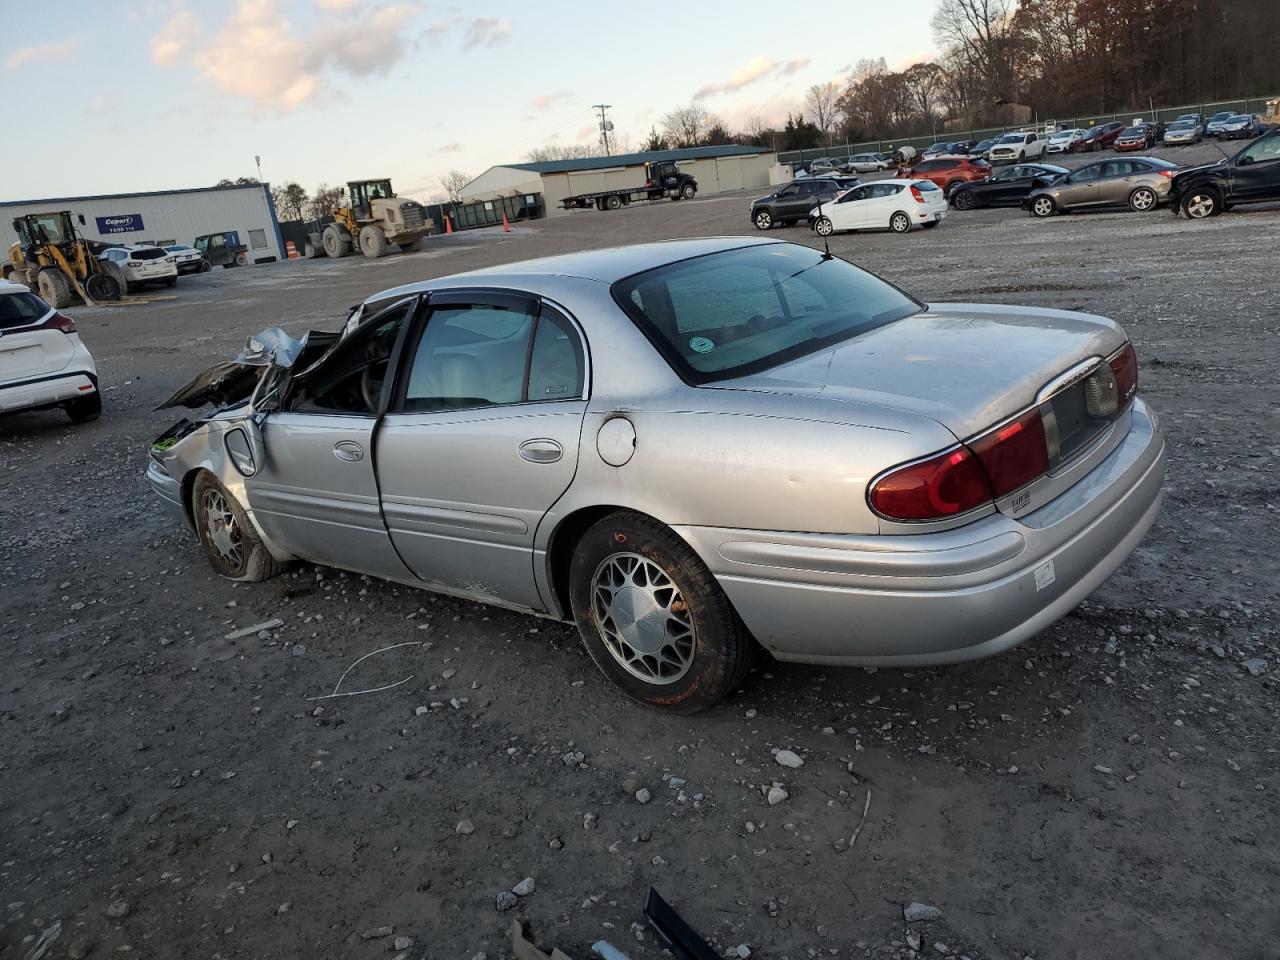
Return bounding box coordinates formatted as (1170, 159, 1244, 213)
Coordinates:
(560, 160, 698, 211)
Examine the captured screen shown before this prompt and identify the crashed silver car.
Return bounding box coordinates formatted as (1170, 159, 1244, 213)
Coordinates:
(148, 238, 1165, 711)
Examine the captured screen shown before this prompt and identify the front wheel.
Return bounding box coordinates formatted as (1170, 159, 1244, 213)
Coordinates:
(1030, 195, 1057, 218)
(814, 216, 834, 237)
(1183, 190, 1220, 219)
(753, 209, 773, 230)
(192, 472, 289, 582)
(889, 211, 912, 233)
(680, 183, 696, 200)
(568, 512, 753, 712)
(1129, 187, 1158, 212)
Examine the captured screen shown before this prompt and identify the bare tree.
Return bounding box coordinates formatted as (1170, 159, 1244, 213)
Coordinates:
(307, 183, 345, 219)
(525, 144, 596, 162)
(804, 82, 841, 145)
(270, 182, 309, 222)
(439, 170, 471, 204)
(661, 105, 710, 148)
(931, 0, 1018, 105)
(900, 62, 947, 125)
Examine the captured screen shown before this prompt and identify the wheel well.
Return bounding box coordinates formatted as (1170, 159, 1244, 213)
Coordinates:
(544, 505, 667, 619)
(180, 468, 203, 529)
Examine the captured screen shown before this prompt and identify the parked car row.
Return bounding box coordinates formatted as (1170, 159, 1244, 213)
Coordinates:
(805, 153, 893, 176)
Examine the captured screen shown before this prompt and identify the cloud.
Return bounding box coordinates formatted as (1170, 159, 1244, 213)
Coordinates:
(464, 17, 510, 49)
(191, 1, 318, 111)
(433, 142, 462, 153)
(307, 4, 416, 76)
(531, 90, 572, 111)
(150, 8, 201, 66)
(576, 125, 596, 142)
(315, 0, 361, 12)
(5, 38, 79, 71)
(694, 55, 809, 100)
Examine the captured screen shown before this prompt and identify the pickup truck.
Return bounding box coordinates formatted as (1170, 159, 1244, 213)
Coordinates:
(987, 131, 1047, 164)
(1170, 127, 1280, 218)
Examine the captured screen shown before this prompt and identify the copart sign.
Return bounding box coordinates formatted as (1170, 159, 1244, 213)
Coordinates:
(96, 214, 145, 234)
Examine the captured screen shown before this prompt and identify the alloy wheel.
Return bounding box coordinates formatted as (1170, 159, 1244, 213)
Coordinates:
(1185, 193, 1216, 219)
(203, 489, 243, 568)
(815, 217, 834, 237)
(754, 210, 773, 230)
(1130, 188, 1157, 211)
(591, 552, 695, 684)
(1032, 197, 1055, 217)
(890, 213, 911, 233)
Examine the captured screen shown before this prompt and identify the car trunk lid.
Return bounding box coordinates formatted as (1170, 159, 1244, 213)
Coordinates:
(0, 327, 75, 384)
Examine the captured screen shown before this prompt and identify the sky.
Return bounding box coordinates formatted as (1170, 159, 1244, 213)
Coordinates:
(3, 0, 939, 204)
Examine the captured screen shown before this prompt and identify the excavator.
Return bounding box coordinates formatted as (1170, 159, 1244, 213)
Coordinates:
(5, 211, 121, 306)
(305, 179, 431, 260)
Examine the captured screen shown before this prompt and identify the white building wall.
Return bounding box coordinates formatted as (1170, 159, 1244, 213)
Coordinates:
(0, 185, 284, 263)
(460, 166, 543, 202)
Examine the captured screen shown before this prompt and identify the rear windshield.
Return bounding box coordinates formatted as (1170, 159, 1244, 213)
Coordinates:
(0, 291, 52, 331)
(612, 244, 923, 384)
(914, 180, 941, 190)
(1141, 157, 1179, 170)
(132, 248, 167, 260)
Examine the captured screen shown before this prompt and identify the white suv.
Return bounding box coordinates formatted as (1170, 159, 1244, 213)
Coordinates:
(0, 280, 101, 422)
(99, 246, 179, 294)
(988, 131, 1047, 164)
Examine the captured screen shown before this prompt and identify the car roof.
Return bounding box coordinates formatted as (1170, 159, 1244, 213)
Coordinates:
(381, 237, 788, 292)
(0, 279, 32, 294)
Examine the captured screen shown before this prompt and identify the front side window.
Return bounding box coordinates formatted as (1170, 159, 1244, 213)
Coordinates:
(614, 244, 922, 383)
(1240, 136, 1280, 164)
(290, 300, 414, 414)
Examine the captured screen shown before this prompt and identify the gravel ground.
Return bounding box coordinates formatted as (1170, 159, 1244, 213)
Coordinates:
(2, 139, 1278, 960)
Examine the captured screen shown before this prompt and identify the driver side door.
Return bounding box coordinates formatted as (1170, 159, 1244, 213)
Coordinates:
(1232, 137, 1280, 201)
(244, 298, 419, 580)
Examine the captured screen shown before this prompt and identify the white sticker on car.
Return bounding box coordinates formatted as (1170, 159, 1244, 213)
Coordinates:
(688, 336, 715, 354)
(1034, 559, 1056, 592)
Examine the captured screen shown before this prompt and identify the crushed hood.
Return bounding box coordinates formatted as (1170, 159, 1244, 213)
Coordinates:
(157, 326, 332, 410)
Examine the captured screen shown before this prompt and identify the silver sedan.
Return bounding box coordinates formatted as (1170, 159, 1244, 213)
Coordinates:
(147, 238, 1165, 711)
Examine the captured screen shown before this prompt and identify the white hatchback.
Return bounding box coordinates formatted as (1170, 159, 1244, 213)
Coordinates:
(811, 179, 947, 235)
(99, 246, 179, 293)
(0, 280, 101, 422)
(1047, 129, 1084, 153)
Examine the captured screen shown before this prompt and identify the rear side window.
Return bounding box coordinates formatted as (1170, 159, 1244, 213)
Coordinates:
(0, 291, 52, 331)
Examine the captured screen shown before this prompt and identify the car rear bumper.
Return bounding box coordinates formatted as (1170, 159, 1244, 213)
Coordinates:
(677, 398, 1165, 667)
(0, 370, 96, 414)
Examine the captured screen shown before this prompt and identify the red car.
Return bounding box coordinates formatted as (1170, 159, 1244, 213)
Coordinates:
(1073, 122, 1125, 152)
(907, 157, 991, 194)
(1114, 126, 1154, 152)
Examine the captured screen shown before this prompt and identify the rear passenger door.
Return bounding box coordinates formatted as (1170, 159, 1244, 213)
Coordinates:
(1098, 160, 1139, 204)
(375, 292, 589, 611)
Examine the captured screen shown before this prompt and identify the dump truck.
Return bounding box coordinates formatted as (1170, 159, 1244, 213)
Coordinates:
(305, 179, 431, 259)
(4, 211, 121, 307)
(560, 160, 698, 211)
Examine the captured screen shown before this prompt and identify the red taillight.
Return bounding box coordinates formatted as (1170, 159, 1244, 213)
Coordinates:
(968, 408, 1050, 499)
(1109, 342, 1138, 405)
(126, 260, 142, 267)
(1158, 170, 1176, 179)
(869, 446, 993, 521)
(910, 185, 925, 203)
(38, 311, 77, 334)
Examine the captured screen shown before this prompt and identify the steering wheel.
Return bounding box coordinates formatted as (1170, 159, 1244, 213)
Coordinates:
(360, 361, 387, 412)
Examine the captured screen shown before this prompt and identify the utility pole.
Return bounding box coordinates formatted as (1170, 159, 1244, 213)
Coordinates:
(593, 103, 613, 155)
(254, 154, 263, 183)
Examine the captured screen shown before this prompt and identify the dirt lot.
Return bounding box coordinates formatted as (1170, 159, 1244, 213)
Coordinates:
(3, 139, 1278, 960)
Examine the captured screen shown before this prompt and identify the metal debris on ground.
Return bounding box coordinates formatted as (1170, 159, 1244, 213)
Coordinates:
(511, 918, 579, 960)
(304, 640, 425, 701)
(643, 887, 719, 960)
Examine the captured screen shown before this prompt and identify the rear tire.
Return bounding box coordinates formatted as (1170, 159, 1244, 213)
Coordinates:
(889, 211, 912, 233)
(192, 472, 289, 582)
(605, 194, 623, 210)
(1128, 186, 1158, 212)
(359, 225, 388, 259)
(65, 393, 101, 423)
(568, 511, 752, 713)
(165, 277, 177, 288)
(84, 273, 121, 302)
(37, 269, 72, 309)
(814, 216, 834, 237)
(303, 241, 322, 259)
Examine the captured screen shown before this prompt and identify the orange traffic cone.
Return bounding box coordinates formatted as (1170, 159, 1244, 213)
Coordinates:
(501, 213, 510, 233)
(444, 215, 453, 234)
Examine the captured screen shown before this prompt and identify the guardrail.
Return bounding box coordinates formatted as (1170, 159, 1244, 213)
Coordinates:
(777, 95, 1276, 164)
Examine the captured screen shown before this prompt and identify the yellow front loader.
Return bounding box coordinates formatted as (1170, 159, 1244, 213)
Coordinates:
(5, 211, 121, 306)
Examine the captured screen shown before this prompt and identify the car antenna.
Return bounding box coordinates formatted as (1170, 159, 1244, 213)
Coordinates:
(816, 196, 831, 258)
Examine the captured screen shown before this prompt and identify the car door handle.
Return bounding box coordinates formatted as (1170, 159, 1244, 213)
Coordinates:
(333, 441, 364, 462)
(519, 438, 563, 463)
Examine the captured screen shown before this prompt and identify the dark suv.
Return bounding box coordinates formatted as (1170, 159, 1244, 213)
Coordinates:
(1170, 128, 1280, 219)
(751, 178, 848, 229)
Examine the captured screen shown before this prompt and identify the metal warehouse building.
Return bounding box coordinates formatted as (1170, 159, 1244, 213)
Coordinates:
(461, 145, 778, 216)
(0, 183, 285, 263)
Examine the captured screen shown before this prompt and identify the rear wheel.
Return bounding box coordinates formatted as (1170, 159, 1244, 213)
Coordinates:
(303, 240, 321, 259)
(922, 220, 939, 229)
(359, 225, 388, 259)
(65, 393, 101, 423)
(568, 511, 752, 712)
(192, 472, 288, 582)
(37, 269, 72, 309)
(84, 273, 121, 302)
(952, 189, 977, 210)
(1128, 186, 1158, 212)
(889, 211, 912, 233)
(753, 209, 773, 230)
(814, 216, 834, 237)
(1183, 190, 1220, 219)
(1030, 195, 1057, 218)
(165, 277, 177, 288)
(605, 194, 623, 210)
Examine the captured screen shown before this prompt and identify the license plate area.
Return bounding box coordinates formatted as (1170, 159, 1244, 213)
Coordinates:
(1041, 363, 1122, 470)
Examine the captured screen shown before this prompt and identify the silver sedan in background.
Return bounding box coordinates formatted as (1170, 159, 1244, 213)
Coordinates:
(147, 238, 1165, 711)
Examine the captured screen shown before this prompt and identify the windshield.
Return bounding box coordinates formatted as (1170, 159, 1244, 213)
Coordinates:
(996, 133, 1024, 144)
(612, 244, 923, 384)
(1169, 121, 1194, 129)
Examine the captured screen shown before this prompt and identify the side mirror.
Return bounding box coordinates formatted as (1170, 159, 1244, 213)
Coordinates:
(1238, 155, 1254, 166)
(224, 423, 265, 477)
